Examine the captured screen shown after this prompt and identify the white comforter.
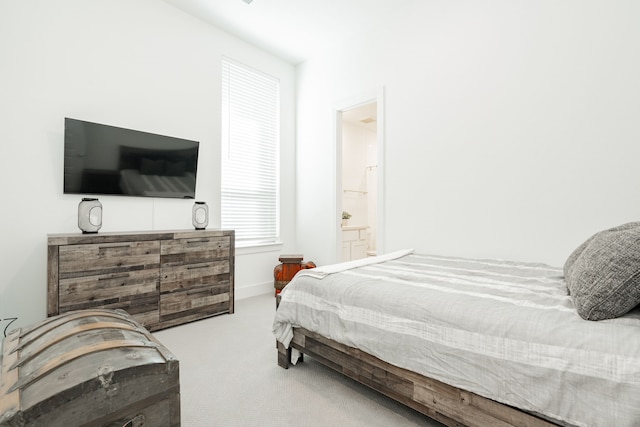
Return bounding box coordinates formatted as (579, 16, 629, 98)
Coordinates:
(273, 251, 640, 427)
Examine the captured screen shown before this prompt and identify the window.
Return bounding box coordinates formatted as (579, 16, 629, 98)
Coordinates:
(221, 57, 280, 246)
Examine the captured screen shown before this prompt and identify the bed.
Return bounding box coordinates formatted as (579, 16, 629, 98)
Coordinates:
(273, 224, 640, 427)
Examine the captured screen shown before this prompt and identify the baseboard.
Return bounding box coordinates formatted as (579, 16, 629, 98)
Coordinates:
(235, 280, 273, 300)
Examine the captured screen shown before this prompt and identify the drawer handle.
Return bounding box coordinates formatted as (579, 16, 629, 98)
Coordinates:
(98, 273, 130, 280)
(187, 288, 212, 296)
(186, 238, 210, 244)
(99, 244, 132, 249)
(187, 264, 210, 270)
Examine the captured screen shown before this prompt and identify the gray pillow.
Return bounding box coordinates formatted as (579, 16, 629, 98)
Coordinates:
(565, 222, 640, 320)
(564, 222, 640, 279)
(563, 235, 594, 280)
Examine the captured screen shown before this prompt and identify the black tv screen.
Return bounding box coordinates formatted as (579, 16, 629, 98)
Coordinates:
(64, 118, 199, 199)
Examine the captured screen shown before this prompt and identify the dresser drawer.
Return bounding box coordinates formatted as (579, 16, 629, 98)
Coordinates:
(59, 241, 160, 278)
(160, 236, 231, 265)
(160, 285, 230, 317)
(160, 260, 230, 293)
(59, 267, 157, 302)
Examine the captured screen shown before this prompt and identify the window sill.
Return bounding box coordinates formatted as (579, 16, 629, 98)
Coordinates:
(235, 241, 284, 256)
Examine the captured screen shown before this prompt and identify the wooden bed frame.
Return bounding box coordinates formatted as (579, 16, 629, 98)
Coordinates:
(277, 327, 560, 427)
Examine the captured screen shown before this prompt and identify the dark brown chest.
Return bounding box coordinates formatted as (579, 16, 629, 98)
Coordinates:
(0, 309, 179, 427)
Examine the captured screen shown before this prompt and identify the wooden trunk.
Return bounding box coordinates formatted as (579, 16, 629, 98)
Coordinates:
(0, 309, 180, 427)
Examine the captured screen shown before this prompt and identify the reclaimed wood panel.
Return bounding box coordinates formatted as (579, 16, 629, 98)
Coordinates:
(47, 230, 175, 246)
(161, 236, 230, 256)
(160, 287, 229, 316)
(278, 328, 558, 427)
(160, 261, 230, 293)
(59, 241, 160, 278)
(46, 244, 60, 317)
(59, 269, 159, 306)
(60, 293, 160, 328)
(158, 301, 231, 329)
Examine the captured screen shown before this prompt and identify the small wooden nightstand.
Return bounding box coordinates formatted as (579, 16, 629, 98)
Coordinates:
(274, 254, 315, 307)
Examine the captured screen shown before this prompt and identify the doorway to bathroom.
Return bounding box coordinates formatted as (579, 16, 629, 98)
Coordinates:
(335, 91, 384, 263)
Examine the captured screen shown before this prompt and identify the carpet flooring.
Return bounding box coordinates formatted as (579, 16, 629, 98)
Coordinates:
(153, 293, 445, 427)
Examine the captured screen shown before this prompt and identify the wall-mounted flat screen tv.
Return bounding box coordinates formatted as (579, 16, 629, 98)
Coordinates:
(64, 118, 199, 199)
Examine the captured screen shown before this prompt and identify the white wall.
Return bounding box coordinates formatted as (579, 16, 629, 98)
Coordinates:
(296, 0, 640, 267)
(0, 0, 296, 330)
(342, 122, 369, 225)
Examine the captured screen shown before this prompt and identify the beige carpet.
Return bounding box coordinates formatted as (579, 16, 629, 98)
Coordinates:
(153, 293, 444, 427)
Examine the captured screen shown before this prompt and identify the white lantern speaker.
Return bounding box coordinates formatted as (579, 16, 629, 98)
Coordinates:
(192, 201, 209, 230)
(78, 198, 102, 233)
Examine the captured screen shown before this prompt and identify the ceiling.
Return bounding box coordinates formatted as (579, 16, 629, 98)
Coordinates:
(342, 102, 377, 132)
(162, 0, 417, 64)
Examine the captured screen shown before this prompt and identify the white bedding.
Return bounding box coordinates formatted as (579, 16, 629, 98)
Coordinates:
(273, 252, 640, 427)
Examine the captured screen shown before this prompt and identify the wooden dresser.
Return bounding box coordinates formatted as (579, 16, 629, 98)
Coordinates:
(47, 229, 234, 331)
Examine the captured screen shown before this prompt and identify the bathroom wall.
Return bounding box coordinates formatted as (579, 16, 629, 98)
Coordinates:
(341, 119, 377, 256)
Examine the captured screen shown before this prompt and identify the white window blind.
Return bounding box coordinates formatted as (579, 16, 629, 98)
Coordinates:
(221, 57, 280, 246)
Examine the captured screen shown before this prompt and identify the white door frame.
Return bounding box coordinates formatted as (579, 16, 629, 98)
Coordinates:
(333, 87, 385, 263)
